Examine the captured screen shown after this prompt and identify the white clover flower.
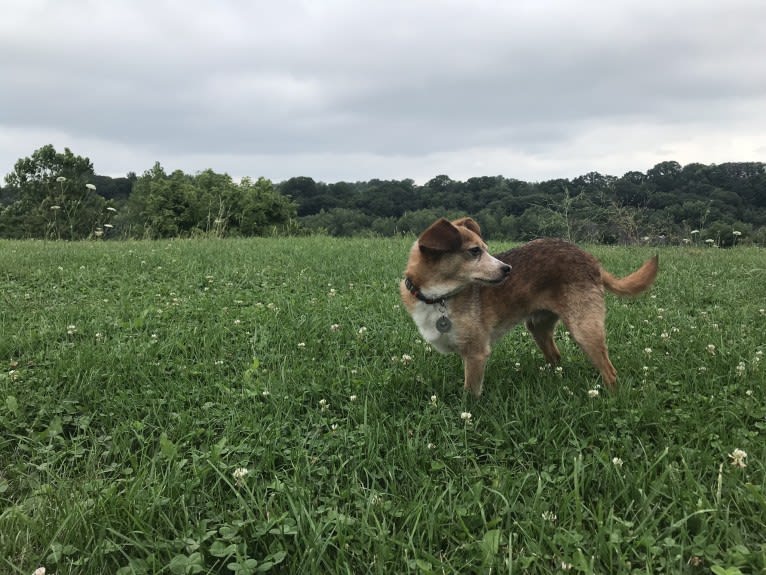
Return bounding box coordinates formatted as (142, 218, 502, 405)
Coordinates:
(644, 347, 652, 355)
(261, 390, 270, 397)
(460, 411, 472, 423)
(50, 204, 61, 210)
(328, 288, 337, 297)
(427, 442, 436, 450)
(85, 183, 96, 191)
(707, 344, 716, 355)
(233, 319, 241, 325)
(357, 326, 367, 336)
(555, 366, 563, 377)
(297, 342, 306, 349)
(232, 467, 249, 485)
(56, 176, 66, 182)
(729, 448, 747, 468)
(331, 423, 339, 431)
(588, 388, 600, 398)
(541, 511, 557, 522)
(106, 206, 117, 212)
(349, 394, 357, 402)
(733, 230, 742, 236)
(736, 362, 746, 376)
(400, 354, 413, 365)
(33, 568, 46, 575)
(612, 457, 624, 468)
(330, 323, 341, 332)
(430, 394, 438, 406)
(319, 399, 329, 411)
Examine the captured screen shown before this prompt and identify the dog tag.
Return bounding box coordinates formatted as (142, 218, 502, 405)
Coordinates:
(436, 315, 452, 333)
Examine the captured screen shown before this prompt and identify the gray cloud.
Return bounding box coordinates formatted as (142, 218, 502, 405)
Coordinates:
(2, 0, 765, 183)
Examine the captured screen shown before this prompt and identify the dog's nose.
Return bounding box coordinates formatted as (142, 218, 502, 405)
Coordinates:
(502, 264, 512, 275)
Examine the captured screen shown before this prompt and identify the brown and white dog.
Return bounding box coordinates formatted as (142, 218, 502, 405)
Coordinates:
(400, 217, 658, 396)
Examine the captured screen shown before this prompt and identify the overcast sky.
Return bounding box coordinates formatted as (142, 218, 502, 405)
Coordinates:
(2, 0, 765, 185)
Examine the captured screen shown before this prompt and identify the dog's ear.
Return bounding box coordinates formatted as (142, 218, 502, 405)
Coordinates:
(418, 218, 462, 254)
(452, 217, 482, 238)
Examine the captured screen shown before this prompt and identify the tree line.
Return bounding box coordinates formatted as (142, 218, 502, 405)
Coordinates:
(1, 145, 765, 245)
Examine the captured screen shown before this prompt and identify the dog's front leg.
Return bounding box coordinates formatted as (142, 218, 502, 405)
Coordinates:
(462, 351, 489, 397)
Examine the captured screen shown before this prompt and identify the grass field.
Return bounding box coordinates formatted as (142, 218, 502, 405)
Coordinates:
(1, 236, 765, 574)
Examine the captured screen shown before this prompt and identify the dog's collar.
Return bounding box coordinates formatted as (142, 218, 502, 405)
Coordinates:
(404, 277, 451, 305)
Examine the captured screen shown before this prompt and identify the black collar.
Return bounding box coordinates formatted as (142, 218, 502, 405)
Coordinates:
(404, 277, 447, 305)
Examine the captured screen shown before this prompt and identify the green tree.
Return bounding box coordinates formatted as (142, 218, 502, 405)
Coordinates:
(1, 145, 104, 239)
(126, 164, 197, 238)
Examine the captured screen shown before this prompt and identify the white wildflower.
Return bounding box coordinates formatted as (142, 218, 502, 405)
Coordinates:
(232, 467, 249, 486)
(729, 448, 747, 468)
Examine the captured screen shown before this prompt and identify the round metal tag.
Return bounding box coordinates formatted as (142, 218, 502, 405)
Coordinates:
(436, 315, 452, 333)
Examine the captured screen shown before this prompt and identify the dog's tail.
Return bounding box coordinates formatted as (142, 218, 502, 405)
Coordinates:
(601, 255, 659, 297)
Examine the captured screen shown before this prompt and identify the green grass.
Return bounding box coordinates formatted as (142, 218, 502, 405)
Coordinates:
(1, 237, 765, 574)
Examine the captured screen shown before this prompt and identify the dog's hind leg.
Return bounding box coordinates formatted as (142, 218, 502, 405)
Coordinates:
(561, 303, 618, 390)
(525, 310, 561, 365)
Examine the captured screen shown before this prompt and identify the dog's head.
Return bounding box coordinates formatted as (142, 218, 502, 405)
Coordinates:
(408, 217, 511, 296)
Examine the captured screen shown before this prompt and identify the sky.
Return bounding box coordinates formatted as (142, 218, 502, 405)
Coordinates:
(2, 0, 765, 185)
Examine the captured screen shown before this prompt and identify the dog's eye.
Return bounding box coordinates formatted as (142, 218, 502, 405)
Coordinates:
(468, 247, 482, 258)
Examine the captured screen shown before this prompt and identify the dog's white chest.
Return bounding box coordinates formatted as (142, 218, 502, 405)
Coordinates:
(411, 302, 458, 354)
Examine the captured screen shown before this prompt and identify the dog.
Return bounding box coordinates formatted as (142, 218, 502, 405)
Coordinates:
(400, 217, 659, 396)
